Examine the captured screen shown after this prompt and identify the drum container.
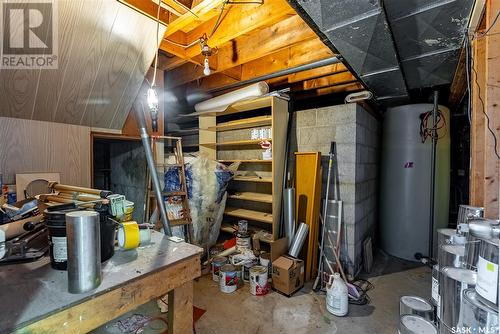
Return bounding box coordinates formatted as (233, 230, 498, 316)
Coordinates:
(399, 296, 434, 321)
(438, 244, 466, 269)
(459, 288, 499, 334)
(439, 267, 477, 330)
(399, 315, 437, 334)
(475, 238, 499, 308)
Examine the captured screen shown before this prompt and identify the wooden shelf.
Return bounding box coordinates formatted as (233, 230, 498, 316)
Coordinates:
(201, 139, 270, 147)
(233, 176, 272, 183)
(224, 207, 273, 224)
(218, 159, 272, 163)
(207, 115, 272, 132)
(166, 128, 199, 136)
(228, 191, 273, 203)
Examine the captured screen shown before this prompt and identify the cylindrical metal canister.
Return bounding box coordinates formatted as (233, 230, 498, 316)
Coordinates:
(438, 244, 466, 268)
(399, 315, 437, 334)
(437, 229, 457, 248)
(459, 288, 499, 334)
(211, 256, 227, 282)
(439, 267, 477, 330)
(66, 211, 101, 294)
(475, 238, 499, 308)
(432, 265, 440, 319)
(283, 188, 296, 247)
(249, 265, 269, 296)
(465, 234, 483, 270)
(219, 264, 238, 293)
(457, 205, 484, 236)
(399, 296, 434, 321)
(288, 223, 309, 258)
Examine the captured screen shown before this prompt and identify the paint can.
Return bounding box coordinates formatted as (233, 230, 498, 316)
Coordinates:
(219, 264, 238, 293)
(475, 238, 499, 308)
(437, 228, 457, 247)
(457, 205, 484, 236)
(238, 220, 248, 233)
(439, 267, 477, 331)
(259, 252, 271, 276)
(399, 296, 434, 321)
(241, 258, 259, 282)
(459, 288, 499, 334)
(465, 233, 483, 270)
(249, 265, 269, 296)
(431, 265, 440, 319)
(235, 232, 251, 252)
(469, 219, 500, 239)
(211, 256, 227, 282)
(438, 244, 466, 269)
(399, 315, 437, 334)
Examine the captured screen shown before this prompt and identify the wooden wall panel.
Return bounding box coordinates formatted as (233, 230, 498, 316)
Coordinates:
(0, 1, 162, 130)
(0, 117, 91, 187)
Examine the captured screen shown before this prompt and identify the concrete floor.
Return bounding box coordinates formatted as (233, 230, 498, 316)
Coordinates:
(93, 251, 431, 334)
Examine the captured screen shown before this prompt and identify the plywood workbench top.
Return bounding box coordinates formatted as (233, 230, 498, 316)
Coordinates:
(0, 231, 202, 333)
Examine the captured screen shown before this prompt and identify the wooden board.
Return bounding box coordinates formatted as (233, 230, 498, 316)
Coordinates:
(295, 152, 322, 282)
(218, 159, 272, 163)
(208, 115, 272, 132)
(228, 191, 273, 203)
(233, 176, 273, 183)
(224, 207, 273, 224)
(201, 139, 271, 147)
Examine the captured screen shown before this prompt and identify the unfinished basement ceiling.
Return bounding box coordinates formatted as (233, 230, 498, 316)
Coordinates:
(288, 0, 475, 103)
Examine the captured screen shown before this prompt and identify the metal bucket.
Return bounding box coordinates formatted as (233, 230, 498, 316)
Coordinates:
(399, 315, 437, 334)
(439, 244, 466, 268)
(399, 296, 434, 321)
(459, 288, 499, 334)
(219, 264, 238, 293)
(465, 234, 483, 270)
(249, 265, 269, 296)
(437, 228, 457, 248)
(211, 256, 227, 282)
(457, 205, 484, 235)
(439, 267, 477, 330)
(432, 265, 440, 320)
(469, 219, 500, 239)
(475, 238, 499, 308)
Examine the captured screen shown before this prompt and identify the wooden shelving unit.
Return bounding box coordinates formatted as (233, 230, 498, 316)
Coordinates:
(199, 96, 288, 240)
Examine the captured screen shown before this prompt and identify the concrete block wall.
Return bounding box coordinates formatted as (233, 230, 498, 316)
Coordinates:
(292, 103, 380, 276)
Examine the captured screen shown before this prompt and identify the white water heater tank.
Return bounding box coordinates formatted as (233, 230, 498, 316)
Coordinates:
(380, 104, 450, 261)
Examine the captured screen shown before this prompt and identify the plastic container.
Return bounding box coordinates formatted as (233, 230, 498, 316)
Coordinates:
(326, 273, 348, 316)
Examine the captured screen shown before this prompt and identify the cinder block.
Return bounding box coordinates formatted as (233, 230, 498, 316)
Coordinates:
(337, 161, 356, 183)
(342, 202, 355, 225)
(299, 127, 318, 146)
(339, 182, 356, 205)
(336, 143, 357, 163)
(297, 108, 316, 127)
(316, 106, 339, 126)
(335, 124, 357, 144)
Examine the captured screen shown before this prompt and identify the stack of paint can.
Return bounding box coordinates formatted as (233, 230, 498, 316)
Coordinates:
(398, 296, 437, 334)
(433, 212, 499, 334)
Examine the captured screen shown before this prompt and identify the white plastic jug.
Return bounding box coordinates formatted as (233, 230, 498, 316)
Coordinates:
(326, 273, 348, 316)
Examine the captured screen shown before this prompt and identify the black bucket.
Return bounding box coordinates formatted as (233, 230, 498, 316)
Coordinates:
(44, 205, 116, 270)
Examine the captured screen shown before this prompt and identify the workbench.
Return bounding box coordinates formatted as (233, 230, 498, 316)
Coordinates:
(0, 231, 203, 334)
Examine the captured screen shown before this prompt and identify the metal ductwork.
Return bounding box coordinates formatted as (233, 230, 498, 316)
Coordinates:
(288, 0, 475, 104)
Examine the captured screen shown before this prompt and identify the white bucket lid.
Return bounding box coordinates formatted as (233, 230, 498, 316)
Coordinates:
(400, 296, 432, 311)
(442, 267, 477, 284)
(400, 315, 437, 334)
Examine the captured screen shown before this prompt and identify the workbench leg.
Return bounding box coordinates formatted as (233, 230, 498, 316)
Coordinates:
(168, 280, 194, 334)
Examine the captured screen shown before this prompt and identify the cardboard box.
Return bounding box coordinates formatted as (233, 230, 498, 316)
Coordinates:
(272, 255, 304, 295)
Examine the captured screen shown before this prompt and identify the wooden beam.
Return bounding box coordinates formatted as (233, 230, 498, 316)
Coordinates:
(182, 1, 295, 59)
(117, 0, 171, 25)
(184, 38, 334, 91)
(164, 0, 225, 38)
(288, 63, 348, 83)
(301, 72, 357, 91)
(296, 82, 364, 99)
(166, 16, 322, 87)
(159, 0, 188, 17)
(470, 0, 500, 218)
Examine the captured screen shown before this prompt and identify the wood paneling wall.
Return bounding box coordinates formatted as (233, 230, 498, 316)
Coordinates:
(0, 117, 91, 187)
(470, 0, 500, 219)
(0, 0, 165, 130)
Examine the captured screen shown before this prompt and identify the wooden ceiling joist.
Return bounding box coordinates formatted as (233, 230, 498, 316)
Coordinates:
(301, 72, 357, 91)
(166, 15, 323, 87)
(117, 0, 171, 25)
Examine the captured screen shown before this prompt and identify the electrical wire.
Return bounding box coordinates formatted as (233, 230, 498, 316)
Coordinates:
(209, 1, 230, 38)
(152, 1, 161, 86)
(419, 108, 447, 143)
(473, 10, 500, 39)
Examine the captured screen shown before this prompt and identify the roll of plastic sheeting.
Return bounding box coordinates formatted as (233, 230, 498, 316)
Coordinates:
(194, 82, 269, 114)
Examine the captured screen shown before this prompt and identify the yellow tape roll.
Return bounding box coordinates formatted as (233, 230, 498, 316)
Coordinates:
(117, 221, 140, 250)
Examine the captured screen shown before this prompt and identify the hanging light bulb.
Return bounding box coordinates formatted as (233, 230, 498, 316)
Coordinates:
(147, 86, 159, 132)
(203, 57, 211, 76)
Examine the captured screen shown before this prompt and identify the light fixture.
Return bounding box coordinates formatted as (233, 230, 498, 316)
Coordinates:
(149, 0, 161, 132)
(203, 57, 211, 76)
(200, 33, 215, 76)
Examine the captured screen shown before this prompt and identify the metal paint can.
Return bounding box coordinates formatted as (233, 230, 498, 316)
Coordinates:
(459, 288, 499, 334)
(235, 232, 251, 252)
(219, 264, 238, 293)
(249, 265, 269, 296)
(439, 244, 466, 268)
(259, 252, 271, 276)
(437, 228, 457, 247)
(399, 296, 434, 321)
(211, 256, 227, 282)
(431, 265, 440, 319)
(439, 267, 477, 330)
(475, 238, 499, 308)
(399, 315, 437, 334)
(238, 220, 248, 233)
(241, 258, 258, 282)
(465, 234, 483, 270)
